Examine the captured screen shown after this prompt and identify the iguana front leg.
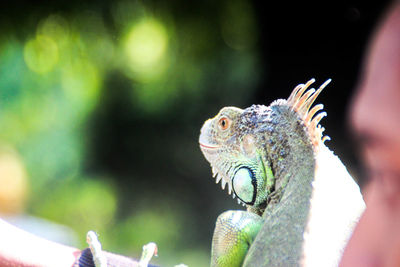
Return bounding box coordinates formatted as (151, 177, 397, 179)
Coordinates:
(211, 210, 263, 267)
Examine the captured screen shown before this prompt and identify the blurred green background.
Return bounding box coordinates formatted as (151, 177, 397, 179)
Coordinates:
(0, 0, 390, 266)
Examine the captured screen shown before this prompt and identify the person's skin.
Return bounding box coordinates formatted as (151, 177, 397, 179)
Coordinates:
(0, 218, 80, 267)
(340, 1, 400, 266)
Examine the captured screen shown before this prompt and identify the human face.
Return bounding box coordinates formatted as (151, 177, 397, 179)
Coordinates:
(351, 3, 400, 198)
(341, 3, 400, 267)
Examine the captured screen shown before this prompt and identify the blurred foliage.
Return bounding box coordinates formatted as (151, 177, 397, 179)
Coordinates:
(0, 0, 260, 265)
(31, 177, 117, 236)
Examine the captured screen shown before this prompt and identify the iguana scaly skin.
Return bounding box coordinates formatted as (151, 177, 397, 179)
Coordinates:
(199, 79, 365, 267)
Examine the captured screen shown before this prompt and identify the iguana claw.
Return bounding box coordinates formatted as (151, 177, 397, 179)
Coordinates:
(139, 242, 158, 267)
(86, 231, 108, 267)
(86, 232, 187, 267)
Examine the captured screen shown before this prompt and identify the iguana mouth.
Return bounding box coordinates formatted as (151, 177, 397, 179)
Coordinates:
(199, 122, 220, 150)
(199, 115, 246, 206)
(199, 143, 220, 149)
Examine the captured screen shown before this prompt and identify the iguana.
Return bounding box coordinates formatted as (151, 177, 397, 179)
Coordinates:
(199, 79, 365, 267)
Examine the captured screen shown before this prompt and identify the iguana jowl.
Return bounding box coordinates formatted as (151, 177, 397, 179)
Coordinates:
(199, 79, 365, 267)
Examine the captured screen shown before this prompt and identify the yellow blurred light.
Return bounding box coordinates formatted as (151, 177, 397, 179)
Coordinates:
(124, 18, 168, 79)
(0, 148, 28, 215)
(24, 35, 59, 74)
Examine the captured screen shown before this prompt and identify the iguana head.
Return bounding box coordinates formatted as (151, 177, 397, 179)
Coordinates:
(199, 79, 331, 209)
(199, 105, 270, 207)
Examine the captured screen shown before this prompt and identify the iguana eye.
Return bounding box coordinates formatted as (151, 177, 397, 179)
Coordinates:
(218, 117, 230, 131)
(232, 167, 256, 205)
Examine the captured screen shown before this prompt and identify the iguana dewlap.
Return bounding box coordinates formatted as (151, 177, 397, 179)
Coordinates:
(199, 79, 365, 267)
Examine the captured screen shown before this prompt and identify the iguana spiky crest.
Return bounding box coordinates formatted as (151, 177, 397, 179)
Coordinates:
(286, 78, 332, 150)
(199, 79, 331, 209)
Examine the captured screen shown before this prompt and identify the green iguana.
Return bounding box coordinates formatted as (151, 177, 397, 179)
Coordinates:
(199, 79, 365, 267)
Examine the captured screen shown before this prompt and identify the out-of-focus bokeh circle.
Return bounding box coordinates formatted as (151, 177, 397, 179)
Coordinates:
(0, 148, 28, 215)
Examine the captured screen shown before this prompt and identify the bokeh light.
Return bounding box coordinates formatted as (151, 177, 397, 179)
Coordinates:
(31, 177, 117, 244)
(124, 18, 169, 80)
(24, 35, 59, 74)
(37, 15, 70, 47)
(0, 147, 28, 215)
(61, 58, 100, 112)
